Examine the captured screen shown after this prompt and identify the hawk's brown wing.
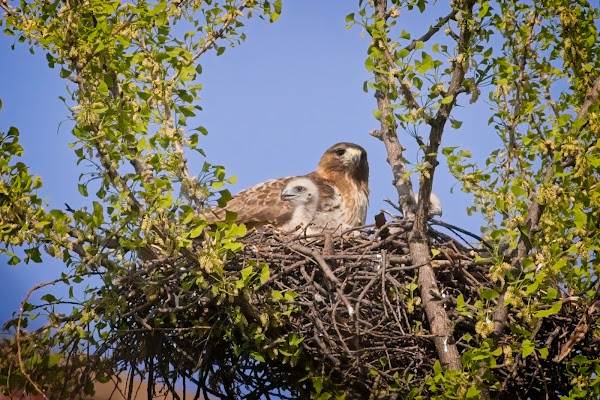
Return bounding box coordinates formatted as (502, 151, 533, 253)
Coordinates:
(202, 174, 337, 230)
(203, 177, 293, 229)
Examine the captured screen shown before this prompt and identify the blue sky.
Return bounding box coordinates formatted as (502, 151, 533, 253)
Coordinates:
(0, 1, 497, 326)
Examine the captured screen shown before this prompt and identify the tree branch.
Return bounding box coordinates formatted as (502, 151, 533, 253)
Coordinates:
(369, 5, 417, 219)
(0, 0, 16, 16)
(408, 1, 476, 371)
(402, 9, 458, 53)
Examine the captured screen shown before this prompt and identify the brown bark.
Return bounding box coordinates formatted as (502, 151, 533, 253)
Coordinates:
(409, 1, 475, 371)
(370, 0, 476, 371)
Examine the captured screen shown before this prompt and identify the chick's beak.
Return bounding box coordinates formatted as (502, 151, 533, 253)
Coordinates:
(281, 190, 294, 201)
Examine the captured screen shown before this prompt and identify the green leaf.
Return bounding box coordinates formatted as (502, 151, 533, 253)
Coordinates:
(451, 119, 463, 129)
(189, 224, 204, 239)
(250, 351, 265, 362)
(34, 220, 51, 229)
(466, 386, 481, 398)
(525, 280, 539, 294)
(573, 207, 586, 229)
(442, 146, 457, 156)
(25, 247, 43, 263)
(534, 301, 562, 318)
(48, 353, 63, 367)
(491, 346, 503, 356)
(397, 48, 409, 59)
(510, 185, 527, 197)
(211, 181, 225, 190)
(217, 189, 231, 207)
(283, 291, 297, 301)
(270, 0, 282, 22)
(572, 117, 587, 131)
(271, 290, 283, 300)
(41, 294, 58, 303)
(481, 288, 499, 300)
(544, 287, 559, 300)
(416, 52, 434, 73)
(158, 194, 173, 208)
(478, 2, 489, 19)
(313, 377, 323, 395)
(440, 94, 454, 104)
(241, 266, 254, 282)
(259, 264, 269, 284)
(522, 339, 535, 358)
(78, 184, 88, 197)
(193, 126, 209, 136)
(98, 81, 108, 96)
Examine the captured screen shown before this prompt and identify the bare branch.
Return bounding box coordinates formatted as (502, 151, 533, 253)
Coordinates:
(0, 0, 16, 16)
(401, 9, 458, 53)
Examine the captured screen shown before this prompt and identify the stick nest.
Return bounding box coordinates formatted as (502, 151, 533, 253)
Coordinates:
(6, 219, 600, 399)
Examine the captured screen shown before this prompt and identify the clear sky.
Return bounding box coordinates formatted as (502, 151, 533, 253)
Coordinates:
(0, 1, 497, 326)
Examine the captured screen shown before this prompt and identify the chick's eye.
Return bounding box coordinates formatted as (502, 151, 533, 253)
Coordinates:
(335, 148, 346, 156)
(295, 186, 304, 192)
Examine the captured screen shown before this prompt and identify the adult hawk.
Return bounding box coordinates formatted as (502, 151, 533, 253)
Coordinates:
(203, 142, 369, 234)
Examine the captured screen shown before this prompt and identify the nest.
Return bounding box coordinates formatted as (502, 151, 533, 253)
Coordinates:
(8, 219, 600, 399)
(102, 219, 493, 398)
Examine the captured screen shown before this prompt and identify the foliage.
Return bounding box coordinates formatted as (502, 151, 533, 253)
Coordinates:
(1, 0, 600, 399)
(348, 0, 600, 398)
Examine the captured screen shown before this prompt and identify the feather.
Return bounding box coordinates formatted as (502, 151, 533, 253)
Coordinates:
(202, 142, 370, 234)
(415, 192, 443, 218)
(278, 177, 319, 233)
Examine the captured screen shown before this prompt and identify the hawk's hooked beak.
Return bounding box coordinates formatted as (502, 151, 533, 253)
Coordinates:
(348, 148, 362, 165)
(281, 190, 294, 201)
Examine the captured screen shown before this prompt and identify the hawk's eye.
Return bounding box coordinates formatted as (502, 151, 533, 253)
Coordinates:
(335, 148, 346, 156)
(295, 186, 304, 192)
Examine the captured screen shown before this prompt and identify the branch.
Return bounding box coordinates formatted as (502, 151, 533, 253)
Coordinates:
(369, 6, 417, 219)
(577, 75, 600, 119)
(288, 244, 353, 314)
(408, 1, 476, 371)
(0, 0, 16, 16)
(379, 10, 458, 125)
(187, 2, 250, 67)
(16, 273, 94, 400)
(402, 9, 458, 53)
(414, 2, 475, 233)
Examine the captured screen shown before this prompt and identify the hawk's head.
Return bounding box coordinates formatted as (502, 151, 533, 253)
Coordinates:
(281, 177, 318, 207)
(316, 142, 369, 185)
